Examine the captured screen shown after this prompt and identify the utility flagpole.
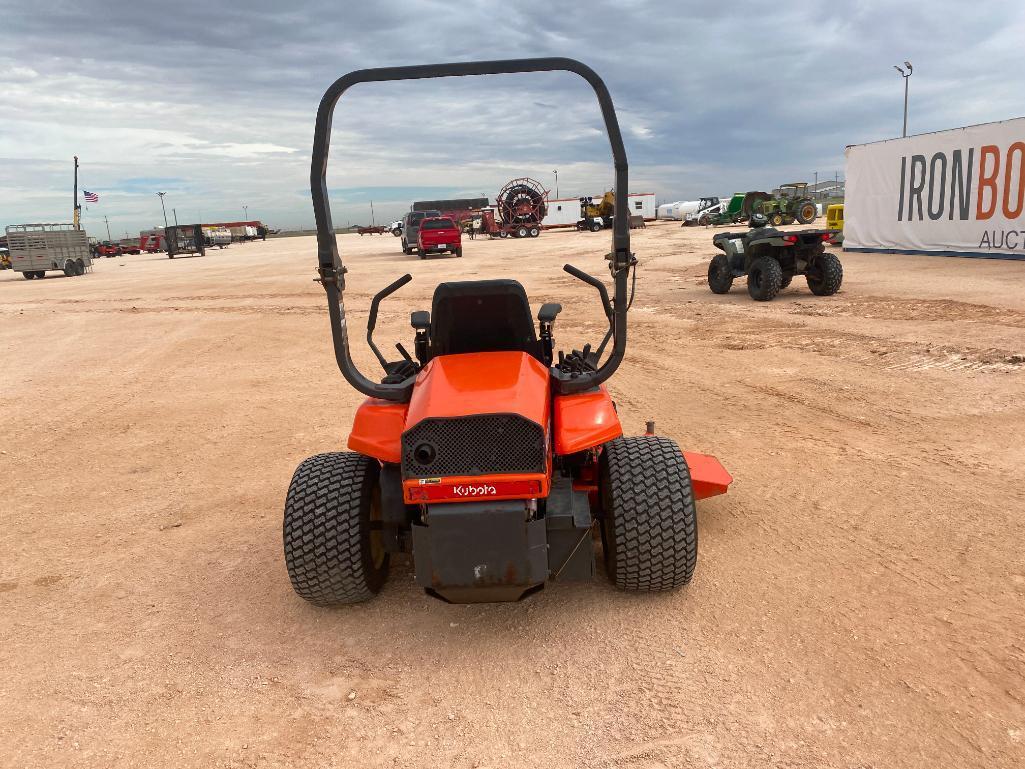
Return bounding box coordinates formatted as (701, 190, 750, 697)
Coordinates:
(370, 200, 375, 227)
(73, 156, 81, 230)
(104, 216, 112, 241)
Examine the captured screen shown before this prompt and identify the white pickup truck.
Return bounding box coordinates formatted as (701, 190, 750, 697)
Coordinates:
(6, 223, 92, 279)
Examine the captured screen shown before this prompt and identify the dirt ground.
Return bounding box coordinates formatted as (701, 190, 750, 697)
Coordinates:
(2, 221, 1024, 769)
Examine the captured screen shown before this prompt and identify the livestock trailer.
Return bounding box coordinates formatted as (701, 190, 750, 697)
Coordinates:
(6, 223, 92, 279)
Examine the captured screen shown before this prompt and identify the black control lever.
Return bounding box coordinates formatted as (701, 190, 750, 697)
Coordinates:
(563, 264, 613, 324)
(367, 273, 412, 370)
(562, 264, 615, 369)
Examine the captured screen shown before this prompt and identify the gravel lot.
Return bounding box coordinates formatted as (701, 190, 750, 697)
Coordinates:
(2, 221, 1024, 768)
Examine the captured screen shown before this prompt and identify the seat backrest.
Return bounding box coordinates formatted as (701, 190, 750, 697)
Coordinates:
(430, 279, 539, 359)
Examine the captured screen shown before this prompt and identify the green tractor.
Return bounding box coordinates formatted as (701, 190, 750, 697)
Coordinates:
(757, 183, 818, 226)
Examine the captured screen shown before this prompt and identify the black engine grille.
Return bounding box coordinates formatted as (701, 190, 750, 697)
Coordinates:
(402, 414, 545, 478)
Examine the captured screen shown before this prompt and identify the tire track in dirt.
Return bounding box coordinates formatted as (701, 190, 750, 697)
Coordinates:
(643, 300, 1025, 375)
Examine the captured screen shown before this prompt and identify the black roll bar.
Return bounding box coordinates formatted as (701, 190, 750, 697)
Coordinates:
(311, 58, 633, 402)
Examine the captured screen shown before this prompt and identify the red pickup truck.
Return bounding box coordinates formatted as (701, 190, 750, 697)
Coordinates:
(94, 241, 122, 257)
(416, 217, 462, 259)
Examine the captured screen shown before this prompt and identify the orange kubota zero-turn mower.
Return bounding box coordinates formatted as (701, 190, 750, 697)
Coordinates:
(285, 58, 732, 604)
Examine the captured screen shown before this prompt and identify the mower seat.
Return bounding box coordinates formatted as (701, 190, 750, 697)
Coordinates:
(430, 279, 540, 360)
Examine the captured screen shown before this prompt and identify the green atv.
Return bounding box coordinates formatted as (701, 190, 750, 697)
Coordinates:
(757, 183, 818, 226)
(708, 220, 843, 301)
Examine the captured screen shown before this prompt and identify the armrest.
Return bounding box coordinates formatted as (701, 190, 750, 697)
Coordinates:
(410, 310, 431, 331)
(538, 303, 562, 323)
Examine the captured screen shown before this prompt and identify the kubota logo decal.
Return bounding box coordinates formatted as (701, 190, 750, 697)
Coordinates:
(452, 484, 497, 497)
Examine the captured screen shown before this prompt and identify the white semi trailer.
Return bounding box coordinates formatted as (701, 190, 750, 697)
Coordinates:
(6, 223, 92, 279)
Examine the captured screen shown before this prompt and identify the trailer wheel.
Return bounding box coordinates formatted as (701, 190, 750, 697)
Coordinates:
(516, 226, 529, 238)
(529, 226, 540, 238)
(590, 221, 602, 232)
(74, 259, 85, 276)
(499, 230, 509, 238)
(707, 254, 733, 294)
(22, 271, 35, 280)
(747, 256, 783, 301)
(806, 252, 843, 296)
(35, 271, 46, 279)
(283, 452, 388, 606)
(599, 436, 698, 591)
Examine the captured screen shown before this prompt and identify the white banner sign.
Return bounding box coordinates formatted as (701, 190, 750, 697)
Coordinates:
(845, 117, 1025, 259)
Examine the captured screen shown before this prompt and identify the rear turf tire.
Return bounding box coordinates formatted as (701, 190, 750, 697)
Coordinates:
(807, 252, 843, 296)
(707, 253, 733, 294)
(283, 452, 389, 606)
(747, 256, 783, 301)
(599, 436, 698, 591)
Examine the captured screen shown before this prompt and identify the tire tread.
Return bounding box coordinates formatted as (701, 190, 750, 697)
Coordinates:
(601, 436, 698, 591)
(283, 452, 385, 605)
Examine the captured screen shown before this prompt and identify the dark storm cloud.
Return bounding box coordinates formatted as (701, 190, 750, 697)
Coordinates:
(1, 0, 1022, 232)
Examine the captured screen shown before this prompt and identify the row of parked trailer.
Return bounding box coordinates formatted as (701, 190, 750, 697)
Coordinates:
(4, 221, 269, 278)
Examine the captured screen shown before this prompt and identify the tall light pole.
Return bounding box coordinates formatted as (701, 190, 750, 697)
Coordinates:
(73, 156, 81, 230)
(553, 169, 559, 199)
(156, 192, 169, 229)
(243, 204, 248, 222)
(894, 61, 913, 138)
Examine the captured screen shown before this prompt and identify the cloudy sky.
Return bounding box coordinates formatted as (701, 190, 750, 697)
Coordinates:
(1, 0, 1022, 237)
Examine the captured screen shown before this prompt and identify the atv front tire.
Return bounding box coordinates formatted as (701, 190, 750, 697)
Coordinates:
(747, 256, 783, 301)
(283, 452, 388, 605)
(807, 252, 843, 296)
(707, 254, 734, 294)
(600, 436, 698, 591)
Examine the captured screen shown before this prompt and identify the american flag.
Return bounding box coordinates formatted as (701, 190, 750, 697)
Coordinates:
(83, 190, 99, 203)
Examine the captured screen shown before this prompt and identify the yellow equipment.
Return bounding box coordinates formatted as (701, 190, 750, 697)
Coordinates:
(826, 203, 844, 244)
(578, 190, 615, 231)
